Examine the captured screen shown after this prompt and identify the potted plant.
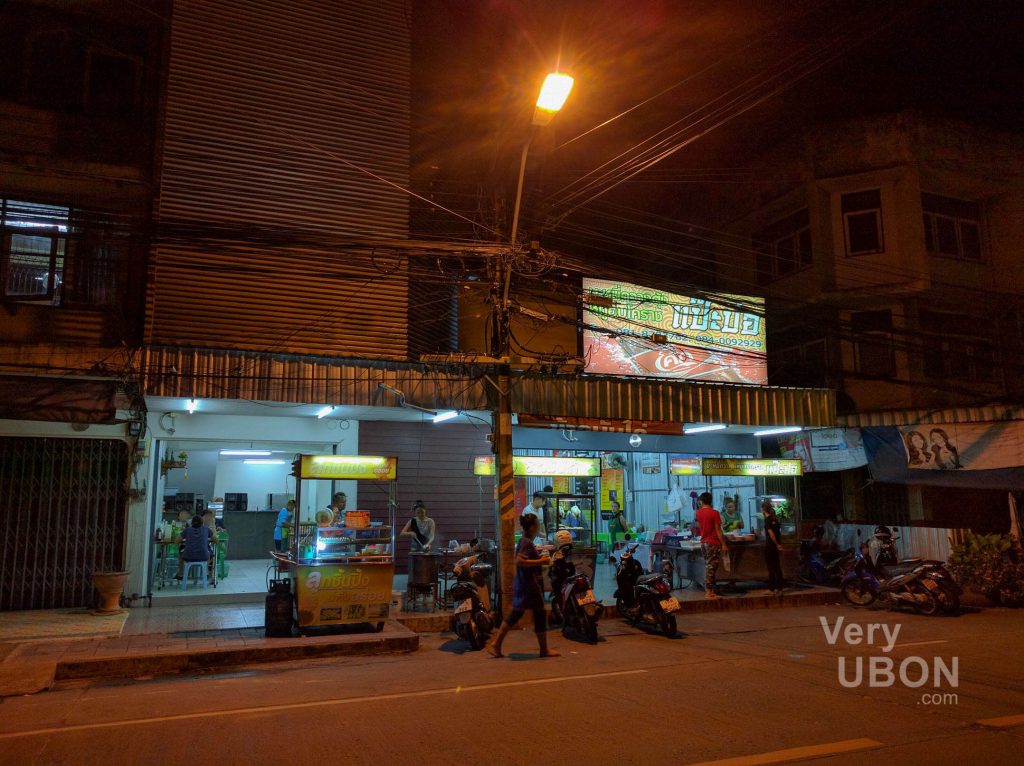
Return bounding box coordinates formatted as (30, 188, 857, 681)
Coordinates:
(948, 532, 1024, 607)
(160, 449, 188, 477)
(92, 570, 130, 614)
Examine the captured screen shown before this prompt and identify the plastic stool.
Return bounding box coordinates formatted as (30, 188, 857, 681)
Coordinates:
(182, 560, 207, 591)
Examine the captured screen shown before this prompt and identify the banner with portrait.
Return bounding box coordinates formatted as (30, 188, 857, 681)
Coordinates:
(898, 422, 1024, 471)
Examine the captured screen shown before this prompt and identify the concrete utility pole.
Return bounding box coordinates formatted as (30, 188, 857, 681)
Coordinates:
(489, 73, 574, 615)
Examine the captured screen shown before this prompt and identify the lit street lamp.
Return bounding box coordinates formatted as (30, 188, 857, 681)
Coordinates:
(492, 72, 574, 618)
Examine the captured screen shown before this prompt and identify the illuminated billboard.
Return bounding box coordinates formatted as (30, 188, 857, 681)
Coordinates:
(582, 278, 767, 385)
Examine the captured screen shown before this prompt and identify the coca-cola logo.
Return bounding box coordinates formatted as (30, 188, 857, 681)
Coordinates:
(653, 351, 691, 373)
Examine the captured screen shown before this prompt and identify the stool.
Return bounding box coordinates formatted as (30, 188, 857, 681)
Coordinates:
(182, 560, 208, 591)
(403, 581, 437, 612)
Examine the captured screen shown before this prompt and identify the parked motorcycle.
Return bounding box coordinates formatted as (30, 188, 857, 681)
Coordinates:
(448, 554, 494, 650)
(548, 532, 601, 642)
(866, 526, 961, 614)
(841, 548, 941, 615)
(614, 545, 679, 637)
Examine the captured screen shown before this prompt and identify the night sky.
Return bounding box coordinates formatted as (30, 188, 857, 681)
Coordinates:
(412, 0, 1024, 240)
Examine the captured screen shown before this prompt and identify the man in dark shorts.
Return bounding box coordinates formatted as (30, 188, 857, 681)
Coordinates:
(487, 514, 560, 658)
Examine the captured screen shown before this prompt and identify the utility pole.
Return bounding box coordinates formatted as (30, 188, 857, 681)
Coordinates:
(488, 72, 574, 616)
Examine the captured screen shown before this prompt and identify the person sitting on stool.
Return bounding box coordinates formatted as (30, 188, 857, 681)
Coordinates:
(177, 515, 217, 580)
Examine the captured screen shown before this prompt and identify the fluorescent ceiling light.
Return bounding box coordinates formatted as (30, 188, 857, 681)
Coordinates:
(186, 398, 198, 414)
(684, 424, 727, 434)
(244, 459, 287, 465)
(315, 405, 335, 419)
(753, 426, 803, 437)
(220, 450, 271, 457)
(432, 410, 459, 423)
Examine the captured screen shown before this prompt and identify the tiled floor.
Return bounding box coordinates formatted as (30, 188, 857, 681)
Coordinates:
(152, 558, 274, 600)
(0, 608, 129, 642)
(123, 603, 265, 636)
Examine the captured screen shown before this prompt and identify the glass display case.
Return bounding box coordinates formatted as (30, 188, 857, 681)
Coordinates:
(314, 525, 392, 561)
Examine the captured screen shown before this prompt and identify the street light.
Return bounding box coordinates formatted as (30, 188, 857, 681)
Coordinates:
(509, 72, 574, 246)
(491, 72, 574, 618)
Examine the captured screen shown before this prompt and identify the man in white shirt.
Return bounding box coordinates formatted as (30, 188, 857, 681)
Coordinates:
(521, 492, 547, 539)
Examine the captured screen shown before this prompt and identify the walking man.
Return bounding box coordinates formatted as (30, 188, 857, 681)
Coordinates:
(695, 492, 728, 599)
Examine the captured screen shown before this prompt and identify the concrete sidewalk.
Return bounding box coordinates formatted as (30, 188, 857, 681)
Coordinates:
(0, 620, 418, 696)
(0, 584, 840, 696)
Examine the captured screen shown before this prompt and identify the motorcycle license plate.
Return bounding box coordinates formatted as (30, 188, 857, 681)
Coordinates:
(453, 599, 472, 614)
(922, 578, 938, 591)
(659, 597, 681, 613)
(577, 590, 596, 606)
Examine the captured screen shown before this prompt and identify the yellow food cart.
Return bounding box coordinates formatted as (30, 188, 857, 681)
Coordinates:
(280, 454, 398, 632)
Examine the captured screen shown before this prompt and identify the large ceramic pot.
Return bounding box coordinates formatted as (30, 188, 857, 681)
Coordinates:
(92, 571, 130, 614)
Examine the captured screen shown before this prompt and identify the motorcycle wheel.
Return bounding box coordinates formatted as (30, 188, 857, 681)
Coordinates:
(842, 580, 876, 606)
(660, 611, 678, 638)
(615, 596, 633, 623)
(583, 614, 599, 643)
(466, 617, 485, 650)
(936, 583, 961, 615)
(912, 585, 941, 617)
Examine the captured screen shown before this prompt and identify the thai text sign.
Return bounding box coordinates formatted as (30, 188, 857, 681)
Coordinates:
(583, 278, 767, 385)
(298, 455, 397, 481)
(296, 563, 393, 627)
(701, 458, 803, 477)
(670, 457, 702, 475)
(473, 455, 601, 477)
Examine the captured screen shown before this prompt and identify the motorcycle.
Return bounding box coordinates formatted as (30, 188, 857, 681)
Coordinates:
(448, 553, 494, 650)
(548, 535, 601, 642)
(841, 548, 941, 616)
(614, 545, 679, 637)
(867, 527, 961, 614)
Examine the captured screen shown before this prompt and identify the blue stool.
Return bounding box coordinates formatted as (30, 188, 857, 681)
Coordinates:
(182, 560, 208, 591)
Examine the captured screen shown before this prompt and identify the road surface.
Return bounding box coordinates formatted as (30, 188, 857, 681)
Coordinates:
(1, 605, 1022, 765)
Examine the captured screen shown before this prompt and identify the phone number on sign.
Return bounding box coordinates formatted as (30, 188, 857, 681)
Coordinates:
(692, 336, 763, 348)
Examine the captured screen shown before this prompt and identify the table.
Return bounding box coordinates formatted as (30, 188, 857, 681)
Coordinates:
(152, 539, 219, 590)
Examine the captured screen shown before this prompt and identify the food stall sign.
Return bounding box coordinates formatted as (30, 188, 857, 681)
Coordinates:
(297, 564, 392, 626)
(670, 457, 702, 475)
(700, 458, 803, 477)
(473, 455, 601, 477)
(298, 455, 397, 481)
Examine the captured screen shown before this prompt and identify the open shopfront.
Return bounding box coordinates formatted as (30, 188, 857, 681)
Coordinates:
(500, 426, 807, 588)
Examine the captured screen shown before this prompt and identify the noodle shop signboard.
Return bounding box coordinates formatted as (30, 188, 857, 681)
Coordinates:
(583, 278, 767, 385)
(298, 455, 397, 481)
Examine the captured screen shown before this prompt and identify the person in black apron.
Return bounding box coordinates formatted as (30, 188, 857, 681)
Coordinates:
(400, 500, 435, 552)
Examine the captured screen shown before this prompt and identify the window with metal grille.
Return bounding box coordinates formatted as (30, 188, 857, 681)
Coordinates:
(1, 197, 128, 307)
(851, 309, 896, 379)
(842, 189, 884, 256)
(1, 199, 68, 303)
(922, 192, 982, 261)
(920, 310, 995, 384)
(754, 209, 812, 285)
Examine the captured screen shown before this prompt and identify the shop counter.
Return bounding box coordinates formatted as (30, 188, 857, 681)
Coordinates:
(649, 538, 800, 589)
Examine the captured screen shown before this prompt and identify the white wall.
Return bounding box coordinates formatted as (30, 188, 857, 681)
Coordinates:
(214, 458, 294, 511)
(164, 450, 218, 503)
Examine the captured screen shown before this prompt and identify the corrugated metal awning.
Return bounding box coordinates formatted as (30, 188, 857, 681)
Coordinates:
(839, 404, 1024, 427)
(142, 346, 835, 428)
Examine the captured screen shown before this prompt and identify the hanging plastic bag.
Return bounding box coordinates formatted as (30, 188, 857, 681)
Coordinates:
(666, 483, 684, 515)
(721, 548, 732, 572)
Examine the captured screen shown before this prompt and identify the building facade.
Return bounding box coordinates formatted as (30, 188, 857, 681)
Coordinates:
(711, 113, 1024, 528)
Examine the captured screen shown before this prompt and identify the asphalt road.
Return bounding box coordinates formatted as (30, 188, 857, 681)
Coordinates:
(1, 605, 1022, 766)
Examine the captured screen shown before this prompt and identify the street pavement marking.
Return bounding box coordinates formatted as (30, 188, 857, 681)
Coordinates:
(976, 713, 1024, 729)
(686, 738, 884, 766)
(891, 640, 948, 648)
(0, 668, 647, 740)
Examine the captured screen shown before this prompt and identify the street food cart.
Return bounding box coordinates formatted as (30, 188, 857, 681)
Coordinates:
(276, 455, 398, 632)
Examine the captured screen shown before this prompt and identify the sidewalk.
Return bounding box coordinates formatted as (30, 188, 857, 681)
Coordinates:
(0, 578, 841, 696)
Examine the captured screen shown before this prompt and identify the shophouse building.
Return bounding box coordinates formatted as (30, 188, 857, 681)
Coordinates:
(710, 112, 1024, 530)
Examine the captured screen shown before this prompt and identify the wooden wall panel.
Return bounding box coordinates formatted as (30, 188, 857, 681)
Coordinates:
(148, 0, 411, 358)
(357, 421, 495, 572)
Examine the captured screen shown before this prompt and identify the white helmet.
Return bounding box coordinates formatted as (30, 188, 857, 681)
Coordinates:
(554, 530, 573, 548)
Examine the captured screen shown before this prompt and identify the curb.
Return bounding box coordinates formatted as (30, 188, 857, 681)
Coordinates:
(395, 589, 841, 632)
(53, 625, 419, 682)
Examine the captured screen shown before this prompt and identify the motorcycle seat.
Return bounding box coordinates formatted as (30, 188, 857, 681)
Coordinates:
(637, 573, 662, 585)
